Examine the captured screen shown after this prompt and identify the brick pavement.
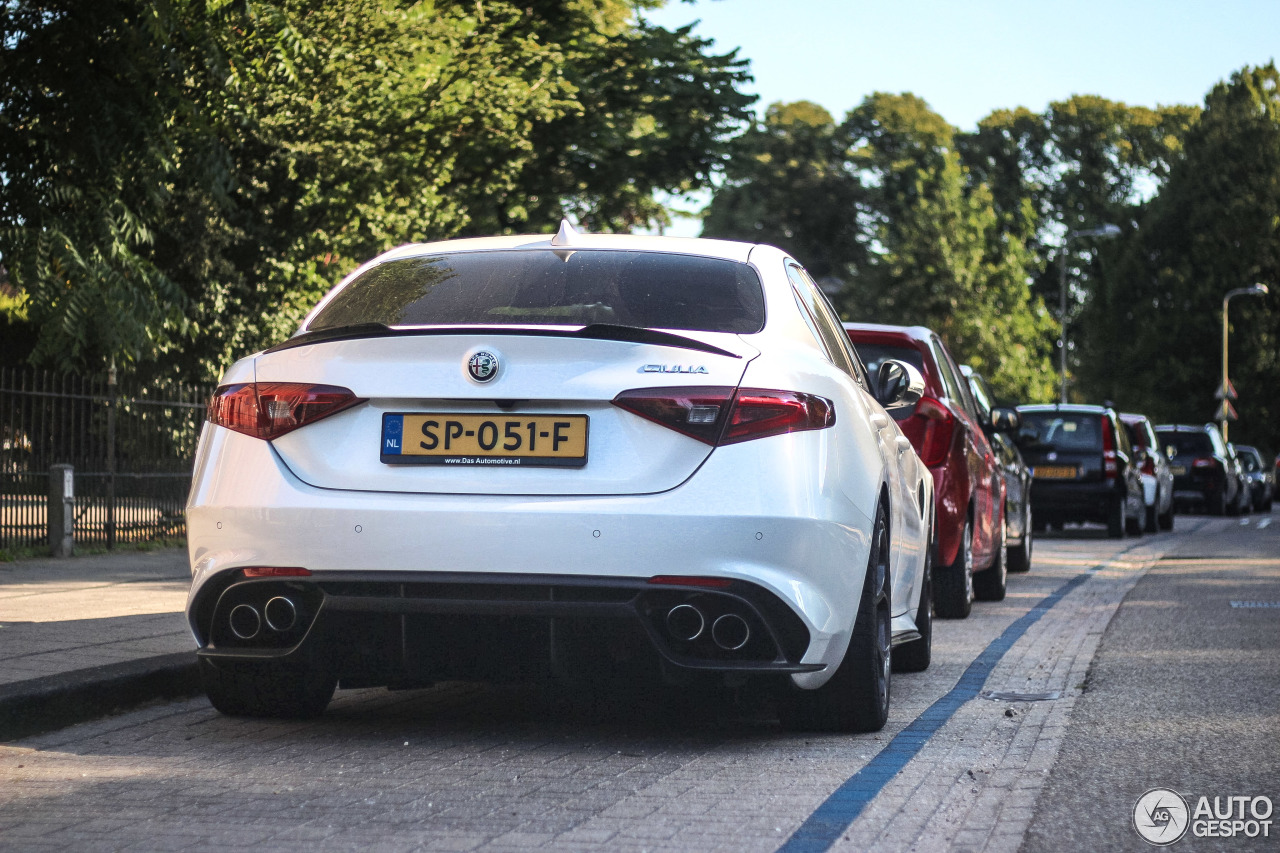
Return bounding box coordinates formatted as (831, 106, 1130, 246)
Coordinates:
(0, 525, 1197, 851)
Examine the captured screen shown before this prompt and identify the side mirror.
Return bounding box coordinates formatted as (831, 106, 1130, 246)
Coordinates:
(990, 407, 1020, 433)
(875, 360, 925, 412)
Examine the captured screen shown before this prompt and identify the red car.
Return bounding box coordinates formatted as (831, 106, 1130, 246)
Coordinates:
(845, 324, 1011, 618)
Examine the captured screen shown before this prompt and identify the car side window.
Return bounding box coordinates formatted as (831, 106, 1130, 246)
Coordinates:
(931, 339, 971, 415)
(786, 263, 859, 381)
(967, 374, 993, 422)
(799, 267, 870, 386)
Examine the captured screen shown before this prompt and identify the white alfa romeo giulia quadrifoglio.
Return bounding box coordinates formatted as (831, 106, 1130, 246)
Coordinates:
(186, 224, 934, 732)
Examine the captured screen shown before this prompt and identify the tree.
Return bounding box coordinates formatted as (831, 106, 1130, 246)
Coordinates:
(701, 101, 864, 280)
(1083, 64, 1280, 453)
(839, 94, 1057, 402)
(1, 0, 755, 381)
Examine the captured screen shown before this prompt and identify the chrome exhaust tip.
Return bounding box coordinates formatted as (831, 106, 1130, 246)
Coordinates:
(228, 603, 262, 640)
(711, 613, 750, 651)
(665, 604, 705, 642)
(263, 596, 298, 632)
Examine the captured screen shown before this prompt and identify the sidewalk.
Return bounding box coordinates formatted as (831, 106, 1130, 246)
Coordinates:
(0, 547, 198, 740)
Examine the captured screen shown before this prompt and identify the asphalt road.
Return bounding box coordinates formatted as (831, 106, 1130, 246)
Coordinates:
(1, 511, 1276, 852)
(1022, 513, 1280, 853)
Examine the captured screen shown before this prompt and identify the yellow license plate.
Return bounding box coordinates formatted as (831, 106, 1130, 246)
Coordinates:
(381, 413, 588, 467)
(1170, 465, 1187, 476)
(1033, 465, 1077, 480)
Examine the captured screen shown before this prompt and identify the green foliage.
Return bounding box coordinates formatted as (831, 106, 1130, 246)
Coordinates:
(705, 94, 1056, 402)
(1083, 64, 1280, 453)
(1, 0, 754, 380)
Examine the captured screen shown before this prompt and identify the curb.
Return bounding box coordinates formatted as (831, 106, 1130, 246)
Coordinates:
(0, 652, 201, 741)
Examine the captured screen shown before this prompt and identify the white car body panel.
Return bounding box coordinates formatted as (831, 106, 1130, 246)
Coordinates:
(188, 233, 933, 691)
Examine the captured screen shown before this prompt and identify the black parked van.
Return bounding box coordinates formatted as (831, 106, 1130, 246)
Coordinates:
(1015, 405, 1145, 538)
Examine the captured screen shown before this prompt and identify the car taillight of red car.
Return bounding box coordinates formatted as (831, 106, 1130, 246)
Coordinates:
(898, 395, 955, 468)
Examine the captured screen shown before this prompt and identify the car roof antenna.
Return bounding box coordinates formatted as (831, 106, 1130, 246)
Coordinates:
(550, 218, 582, 261)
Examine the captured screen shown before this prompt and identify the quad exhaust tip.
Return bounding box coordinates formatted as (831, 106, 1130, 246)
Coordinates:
(264, 596, 298, 632)
(665, 604, 705, 642)
(711, 613, 750, 650)
(228, 604, 261, 640)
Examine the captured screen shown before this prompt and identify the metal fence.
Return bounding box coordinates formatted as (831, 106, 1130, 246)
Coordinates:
(1, 367, 211, 550)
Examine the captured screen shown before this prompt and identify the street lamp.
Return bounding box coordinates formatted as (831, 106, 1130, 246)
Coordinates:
(1220, 283, 1269, 441)
(1058, 223, 1122, 403)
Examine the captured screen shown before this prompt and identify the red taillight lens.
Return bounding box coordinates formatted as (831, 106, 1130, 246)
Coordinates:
(1141, 456, 1156, 476)
(722, 390, 834, 444)
(647, 575, 733, 588)
(611, 387, 834, 446)
(1192, 457, 1218, 469)
(611, 386, 736, 444)
(900, 395, 954, 467)
(241, 567, 312, 578)
(208, 382, 365, 440)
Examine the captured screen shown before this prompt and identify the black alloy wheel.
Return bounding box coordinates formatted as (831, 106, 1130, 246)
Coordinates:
(778, 505, 892, 733)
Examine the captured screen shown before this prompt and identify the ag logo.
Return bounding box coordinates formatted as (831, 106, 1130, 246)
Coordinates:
(1134, 788, 1190, 845)
(467, 351, 499, 383)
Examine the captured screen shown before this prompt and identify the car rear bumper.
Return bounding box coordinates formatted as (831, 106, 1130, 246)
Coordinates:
(187, 426, 883, 689)
(1028, 480, 1118, 523)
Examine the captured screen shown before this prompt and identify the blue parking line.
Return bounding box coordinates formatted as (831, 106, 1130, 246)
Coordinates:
(777, 570, 1093, 853)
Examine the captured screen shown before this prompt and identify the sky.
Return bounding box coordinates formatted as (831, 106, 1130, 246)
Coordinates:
(640, 0, 1280, 234)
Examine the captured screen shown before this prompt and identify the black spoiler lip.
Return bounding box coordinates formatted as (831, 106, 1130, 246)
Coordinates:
(264, 322, 742, 359)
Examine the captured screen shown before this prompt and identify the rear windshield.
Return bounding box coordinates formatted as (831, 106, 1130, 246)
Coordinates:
(1156, 429, 1213, 458)
(851, 343, 925, 378)
(308, 250, 766, 334)
(1020, 413, 1103, 452)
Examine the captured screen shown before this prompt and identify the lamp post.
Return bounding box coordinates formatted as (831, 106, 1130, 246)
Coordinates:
(1220, 283, 1269, 441)
(1058, 223, 1122, 403)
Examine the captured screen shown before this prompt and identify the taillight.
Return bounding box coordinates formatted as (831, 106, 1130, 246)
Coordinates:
(241, 567, 312, 578)
(900, 395, 955, 467)
(1102, 416, 1117, 481)
(208, 382, 365, 440)
(648, 575, 733, 588)
(1192, 457, 1218, 469)
(1141, 455, 1156, 476)
(611, 387, 834, 446)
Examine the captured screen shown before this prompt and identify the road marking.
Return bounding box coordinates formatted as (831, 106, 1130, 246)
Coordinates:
(777, 571, 1092, 853)
(1259, 518, 1272, 529)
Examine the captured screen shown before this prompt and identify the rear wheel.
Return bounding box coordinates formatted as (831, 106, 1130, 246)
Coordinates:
(1008, 505, 1033, 573)
(1126, 498, 1145, 535)
(199, 658, 336, 719)
(893, 546, 932, 673)
(934, 518, 974, 618)
(1144, 502, 1159, 533)
(1107, 495, 1126, 538)
(974, 515, 1007, 601)
(1158, 502, 1175, 530)
(778, 506, 891, 733)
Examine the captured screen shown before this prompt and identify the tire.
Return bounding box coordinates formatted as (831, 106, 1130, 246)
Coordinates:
(1144, 502, 1158, 534)
(974, 514, 1007, 602)
(1008, 505, 1033, 573)
(894, 545, 932, 673)
(778, 506, 891, 732)
(1210, 490, 1227, 516)
(1158, 502, 1174, 531)
(199, 657, 336, 719)
(1107, 495, 1126, 539)
(934, 517, 974, 619)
